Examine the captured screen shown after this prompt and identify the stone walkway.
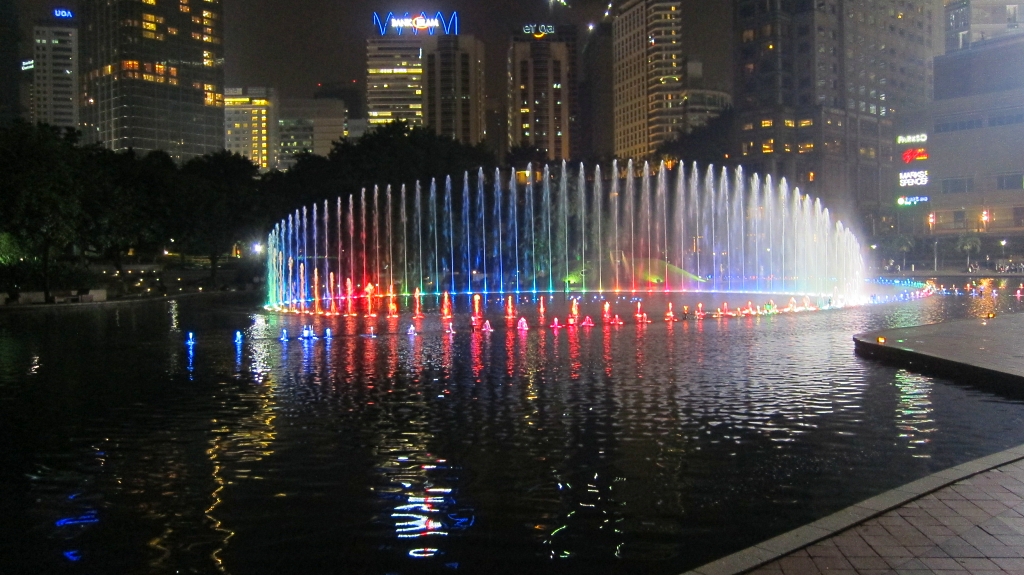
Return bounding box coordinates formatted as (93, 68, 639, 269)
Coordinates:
(747, 459, 1024, 575)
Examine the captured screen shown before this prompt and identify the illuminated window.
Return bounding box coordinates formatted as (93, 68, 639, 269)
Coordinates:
(742, 123, 753, 131)
(798, 142, 814, 153)
(808, 172, 815, 182)
(143, 13, 156, 22)
(784, 119, 795, 127)
(142, 0, 156, 4)
(762, 139, 774, 153)
(761, 119, 773, 128)
(168, 27, 178, 35)
(180, 4, 190, 12)
(799, 119, 813, 127)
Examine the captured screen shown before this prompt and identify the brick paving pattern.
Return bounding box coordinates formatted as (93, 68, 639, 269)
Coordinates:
(747, 459, 1024, 574)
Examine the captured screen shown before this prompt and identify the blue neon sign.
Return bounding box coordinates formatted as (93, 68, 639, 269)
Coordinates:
(53, 8, 74, 18)
(372, 11, 459, 36)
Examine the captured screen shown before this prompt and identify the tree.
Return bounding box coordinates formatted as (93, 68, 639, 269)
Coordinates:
(655, 107, 738, 167)
(0, 122, 84, 300)
(175, 151, 263, 284)
(888, 234, 915, 270)
(956, 234, 981, 270)
(505, 142, 548, 170)
(79, 148, 178, 271)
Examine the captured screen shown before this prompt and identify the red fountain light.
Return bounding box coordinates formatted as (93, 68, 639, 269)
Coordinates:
(505, 296, 516, 319)
(365, 283, 377, 317)
(665, 302, 675, 321)
(441, 291, 453, 320)
(412, 287, 425, 319)
(387, 285, 399, 318)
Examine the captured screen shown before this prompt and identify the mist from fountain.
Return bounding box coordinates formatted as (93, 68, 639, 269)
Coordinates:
(266, 161, 865, 311)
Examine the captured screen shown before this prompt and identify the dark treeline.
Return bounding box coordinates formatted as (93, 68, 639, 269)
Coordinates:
(0, 120, 496, 299)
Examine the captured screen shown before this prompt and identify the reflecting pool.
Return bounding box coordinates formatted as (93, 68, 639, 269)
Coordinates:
(2, 286, 1024, 575)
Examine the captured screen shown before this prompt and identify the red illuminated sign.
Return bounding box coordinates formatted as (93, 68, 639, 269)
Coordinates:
(902, 148, 929, 164)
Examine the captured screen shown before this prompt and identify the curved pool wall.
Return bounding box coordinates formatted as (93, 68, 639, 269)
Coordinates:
(265, 161, 865, 313)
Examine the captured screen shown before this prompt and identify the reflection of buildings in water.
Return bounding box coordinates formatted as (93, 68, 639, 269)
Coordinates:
(368, 363, 474, 561)
(893, 370, 936, 456)
(372, 432, 472, 560)
(202, 316, 279, 571)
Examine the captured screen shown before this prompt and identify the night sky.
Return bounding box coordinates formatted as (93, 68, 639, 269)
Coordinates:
(17, 0, 730, 103)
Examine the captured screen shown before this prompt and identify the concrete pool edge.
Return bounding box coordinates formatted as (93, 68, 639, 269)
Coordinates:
(680, 444, 1024, 575)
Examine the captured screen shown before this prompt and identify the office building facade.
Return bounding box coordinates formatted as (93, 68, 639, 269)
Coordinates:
(224, 87, 277, 170)
(613, 1, 733, 159)
(366, 36, 424, 128)
(902, 35, 1024, 239)
(733, 0, 939, 231)
(79, 0, 224, 161)
(277, 98, 347, 170)
(579, 21, 614, 161)
(421, 35, 486, 144)
(507, 30, 573, 160)
(0, 1, 19, 122)
(946, 0, 1024, 52)
(31, 15, 79, 130)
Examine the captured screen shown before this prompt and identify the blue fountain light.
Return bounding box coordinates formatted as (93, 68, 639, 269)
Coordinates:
(234, 331, 243, 344)
(186, 332, 196, 346)
(280, 329, 289, 342)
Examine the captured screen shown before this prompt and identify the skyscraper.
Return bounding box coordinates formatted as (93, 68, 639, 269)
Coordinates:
(507, 26, 573, 160)
(31, 11, 79, 130)
(612, 1, 733, 159)
(366, 11, 460, 130)
(733, 0, 938, 230)
(579, 21, 614, 161)
(79, 0, 224, 161)
(421, 35, 486, 144)
(224, 87, 277, 170)
(0, 0, 20, 123)
(947, 0, 1024, 52)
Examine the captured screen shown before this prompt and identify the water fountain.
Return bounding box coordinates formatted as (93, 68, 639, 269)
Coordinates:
(265, 161, 864, 311)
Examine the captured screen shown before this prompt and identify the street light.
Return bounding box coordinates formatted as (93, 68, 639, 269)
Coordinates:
(1001, 239, 1007, 257)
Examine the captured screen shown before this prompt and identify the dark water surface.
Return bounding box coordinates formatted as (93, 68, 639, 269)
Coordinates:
(3, 287, 1024, 575)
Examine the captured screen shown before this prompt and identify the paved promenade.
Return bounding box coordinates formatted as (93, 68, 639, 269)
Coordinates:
(684, 313, 1024, 575)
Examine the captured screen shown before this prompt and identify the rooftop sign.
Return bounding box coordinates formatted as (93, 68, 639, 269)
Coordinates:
(372, 11, 459, 36)
(896, 133, 927, 144)
(523, 24, 556, 38)
(53, 8, 73, 18)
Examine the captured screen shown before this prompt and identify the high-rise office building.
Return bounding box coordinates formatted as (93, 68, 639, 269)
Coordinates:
(613, 1, 733, 159)
(421, 35, 486, 144)
(277, 98, 347, 170)
(366, 12, 460, 130)
(366, 36, 423, 128)
(579, 22, 614, 161)
(79, 0, 224, 161)
(733, 0, 939, 230)
(947, 0, 1024, 52)
(224, 87, 277, 170)
(31, 12, 79, 130)
(507, 28, 573, 160)
(0, 1, 20, 123)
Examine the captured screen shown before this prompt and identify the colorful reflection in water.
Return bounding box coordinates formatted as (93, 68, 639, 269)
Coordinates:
(2, 289, 1024, 574)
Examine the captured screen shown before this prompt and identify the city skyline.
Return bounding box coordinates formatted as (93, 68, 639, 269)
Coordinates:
(15, 0, 618, 101)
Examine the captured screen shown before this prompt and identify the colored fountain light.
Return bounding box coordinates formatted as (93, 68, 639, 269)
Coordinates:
(263, 161, 864, 311)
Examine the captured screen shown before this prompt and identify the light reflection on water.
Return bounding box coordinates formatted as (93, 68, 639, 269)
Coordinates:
(1, 290, 1024, 574)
